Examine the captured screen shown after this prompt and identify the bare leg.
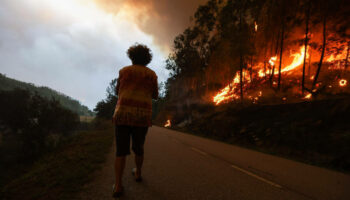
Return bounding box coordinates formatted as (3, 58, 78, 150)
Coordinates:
(135, 155, 143, 178)
(115, 156, 126, 191)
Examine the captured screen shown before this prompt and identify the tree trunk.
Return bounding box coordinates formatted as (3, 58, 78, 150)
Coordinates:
(270, 30, 280, 86)
(302, 1, 310, 95)
(264, 60, 267, 80)
(312, 14, 326, 89)
(345, 42, 349, 70)
(308, 48, 312, 76)
(278, 20, 285, 91)
(250, 56, 253, 81)
(240, 57, 244, 101)
(264, 42, 268, 80)
(239, 3, 244, 102)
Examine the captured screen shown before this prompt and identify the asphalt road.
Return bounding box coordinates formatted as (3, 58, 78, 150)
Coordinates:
(78, 126, 350, 200)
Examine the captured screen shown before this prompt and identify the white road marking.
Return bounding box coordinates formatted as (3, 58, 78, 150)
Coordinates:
(191, 147, 208, 156)
(171, 135, 282, 189)
(231, 165, 282, 188)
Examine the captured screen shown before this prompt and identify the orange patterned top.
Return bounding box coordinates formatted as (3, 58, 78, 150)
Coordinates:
(113, 65, 158, 127)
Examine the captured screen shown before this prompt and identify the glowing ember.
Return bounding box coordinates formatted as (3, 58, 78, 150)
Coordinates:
(339, 79, 347, 87)
(304, 93, 312, 99)
(254, 21, 258, 32)
(164, 120, 171, 127)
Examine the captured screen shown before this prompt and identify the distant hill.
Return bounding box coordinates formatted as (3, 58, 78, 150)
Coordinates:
(0, 73, 94, 116)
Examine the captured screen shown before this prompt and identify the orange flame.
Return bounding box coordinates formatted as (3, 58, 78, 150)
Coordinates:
(258, 69, 265, 77)
(281, 46, 308, 73)
(339, 79, 347, 87)
(213, 72, 241, 105)
(211, 43, 349, 105)
(304, 93, 312, 99)
(326, 47, 348, 62)
(164, 119, 171, 127)
(269, 56, 277, 66)
(213, 46, 308, 105)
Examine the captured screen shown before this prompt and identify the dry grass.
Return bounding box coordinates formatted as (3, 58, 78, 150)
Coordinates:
(80, 116, 95, 123)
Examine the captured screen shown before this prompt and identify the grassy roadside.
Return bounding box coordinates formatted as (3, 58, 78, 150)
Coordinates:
(0, 121, 114, 200)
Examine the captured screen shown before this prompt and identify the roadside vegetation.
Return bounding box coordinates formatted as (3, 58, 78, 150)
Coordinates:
(0, 88, 114, 199)
(0, 120, 113, 200)
(0, 89, 80, 187)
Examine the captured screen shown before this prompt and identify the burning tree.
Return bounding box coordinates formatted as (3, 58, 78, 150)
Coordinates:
(163, 0, 349, 110)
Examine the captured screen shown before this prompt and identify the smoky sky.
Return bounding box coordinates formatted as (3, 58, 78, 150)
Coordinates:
(95, 0, 208, 52)
(0, 0, 206, 109)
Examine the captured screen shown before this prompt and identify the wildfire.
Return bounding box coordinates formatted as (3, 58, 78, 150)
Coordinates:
(213, 72, 241, 105)
(339, 79, 347, 87)
(164, 119, 171, 127)
(213, 46, 309, 105)
(212, 40, 349, 105)
(257, 56, 278, 77)
(281, 46, 309, 73)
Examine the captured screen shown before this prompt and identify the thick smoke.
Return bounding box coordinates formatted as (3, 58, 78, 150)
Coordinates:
(0, 0, 168, 109)
(95, 0, 207, 53)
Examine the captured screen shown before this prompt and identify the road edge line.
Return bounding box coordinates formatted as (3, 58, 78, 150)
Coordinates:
(231, 164, 282, 188)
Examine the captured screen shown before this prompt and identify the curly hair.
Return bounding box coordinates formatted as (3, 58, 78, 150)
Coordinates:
(127, 44, 153, 66)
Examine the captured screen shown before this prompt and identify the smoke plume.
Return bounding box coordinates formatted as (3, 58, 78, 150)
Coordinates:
(95, 0, 207, 53)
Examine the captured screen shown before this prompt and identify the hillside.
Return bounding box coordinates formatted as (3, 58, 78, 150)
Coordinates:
(0, 73, 93, 116)
(161, 97, 350, 172)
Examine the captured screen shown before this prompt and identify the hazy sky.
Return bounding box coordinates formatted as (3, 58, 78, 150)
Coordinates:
(0, 0, 206, 109)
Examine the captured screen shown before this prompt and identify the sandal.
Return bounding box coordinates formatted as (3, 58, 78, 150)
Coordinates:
(132, 168, 143, 182)
(112, 184, 124, 198)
